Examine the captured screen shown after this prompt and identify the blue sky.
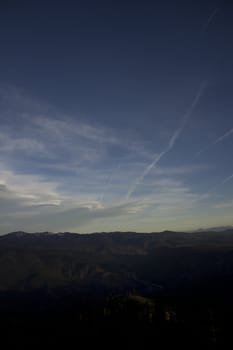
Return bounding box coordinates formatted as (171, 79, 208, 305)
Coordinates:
(0, 0, 233, 233)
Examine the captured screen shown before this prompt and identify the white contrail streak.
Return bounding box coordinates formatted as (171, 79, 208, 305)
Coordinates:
(196, 128, 233, 156)
(126, 82, 207, 200)
(214, 128, 233, 144)
(222, 174, 233, 185)
(197, 173, 233, 203)
(205, 8, 219, 29)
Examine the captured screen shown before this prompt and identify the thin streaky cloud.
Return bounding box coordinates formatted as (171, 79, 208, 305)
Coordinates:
(196, 128, 233, 157)
(214, 200, 233, 209)
(222, 174, 233, 185)
(126, 81, 207, 200)
(196, 173, 233, 203)
(214, 128, 233, 145)
(205, 8, 219, 29)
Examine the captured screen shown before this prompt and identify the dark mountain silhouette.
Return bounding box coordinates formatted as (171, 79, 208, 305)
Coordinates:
(1, 229, 233, 347)
(1, 229, 233, 294)
(192, 226, 233, 232)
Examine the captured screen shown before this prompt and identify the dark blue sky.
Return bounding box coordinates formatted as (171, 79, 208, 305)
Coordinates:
(0, 0, 233, 233)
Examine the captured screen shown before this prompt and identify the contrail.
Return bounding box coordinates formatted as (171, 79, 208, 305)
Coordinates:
(205, 8, 219, 29)
(215, 128, 233, 144)
(222, 174, 233, 185)
(126, 81, 207, 200)
(197, 173, 233, 204)
(196, 128, 233, 157)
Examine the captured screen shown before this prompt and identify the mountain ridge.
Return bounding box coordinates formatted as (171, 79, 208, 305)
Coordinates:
(3, 226, 233, 238)
(0, 228, 233, 295)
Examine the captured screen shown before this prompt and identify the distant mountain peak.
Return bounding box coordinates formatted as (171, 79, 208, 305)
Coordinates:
(8, 231, 29, 237)
(193, 226, 233, 233)
(6, 231, 56, 238)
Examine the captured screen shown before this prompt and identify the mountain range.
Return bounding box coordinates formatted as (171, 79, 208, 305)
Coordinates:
(1, 229, 233, 296)
(1, 229, 233, 346)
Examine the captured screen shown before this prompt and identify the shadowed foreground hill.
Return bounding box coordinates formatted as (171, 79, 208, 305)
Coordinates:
(1, 230, 233, 346)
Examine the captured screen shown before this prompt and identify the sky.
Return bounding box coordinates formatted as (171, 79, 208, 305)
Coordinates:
(0, 0, 233, 234)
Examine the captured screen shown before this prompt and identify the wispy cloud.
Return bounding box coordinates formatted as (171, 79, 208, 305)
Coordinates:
(196, 128, 233, 156)
(99, 163, 122, 204)
(215, 128, 233, 144)
(0, 165, 151, 233)
(222, 174, 233, 185)
(0, 131, 48, 156)
(151, 164, 210, 176)
(33, 116, 120, 145)
(195, 172, 233, 204)
(126, 82, 207, 200)
(214, 200, 233, 209)
(1, 84, 232, 233)
(0, 165, 63, 208)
